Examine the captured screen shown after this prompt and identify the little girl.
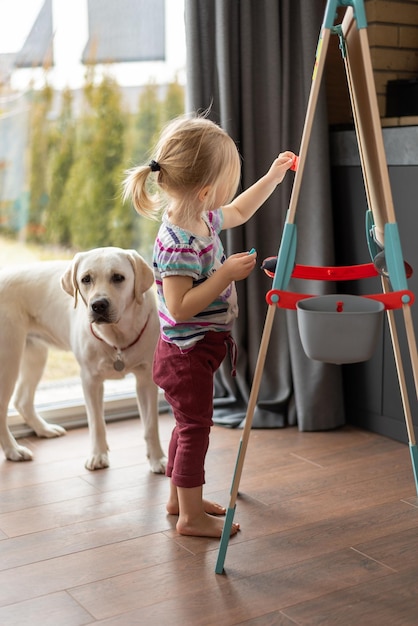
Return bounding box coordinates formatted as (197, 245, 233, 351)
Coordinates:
(123, 114, 295, 538)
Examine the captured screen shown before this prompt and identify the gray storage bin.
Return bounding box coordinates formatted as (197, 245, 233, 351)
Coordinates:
(296, 294, 384, 364)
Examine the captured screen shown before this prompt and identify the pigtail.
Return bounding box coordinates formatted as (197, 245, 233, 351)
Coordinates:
(122, 165, 161, 220)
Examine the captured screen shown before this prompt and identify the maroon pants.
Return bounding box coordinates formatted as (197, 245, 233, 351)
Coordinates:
(153, 332, 232, 488)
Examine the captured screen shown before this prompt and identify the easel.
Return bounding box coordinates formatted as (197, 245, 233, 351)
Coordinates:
(215, 0, 418, 575)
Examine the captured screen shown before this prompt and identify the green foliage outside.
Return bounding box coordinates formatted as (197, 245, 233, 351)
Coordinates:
(27, 83, 54, 238)
(21, 70, 185, 261)
(44, 87, 75, 246)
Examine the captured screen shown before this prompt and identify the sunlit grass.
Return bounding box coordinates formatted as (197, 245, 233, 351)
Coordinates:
(0, 234, 74, 265)
(42, 349, 80, 381)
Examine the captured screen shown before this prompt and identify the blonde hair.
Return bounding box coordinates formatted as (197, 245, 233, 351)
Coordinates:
(123, 114, 241, 221)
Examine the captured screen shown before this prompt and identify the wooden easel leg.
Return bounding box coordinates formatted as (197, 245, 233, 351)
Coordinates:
(385, 307, 418, 493)
(215, 304, 276, 574)
(382, 277, 418, 493)
(402, 305, 418, 401)
(216, 14, 333, 577)
(402, 305, 418, 492)
(342, 5, 418, 491)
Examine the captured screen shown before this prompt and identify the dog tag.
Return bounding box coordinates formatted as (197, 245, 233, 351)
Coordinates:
(114, 358, 125, 372)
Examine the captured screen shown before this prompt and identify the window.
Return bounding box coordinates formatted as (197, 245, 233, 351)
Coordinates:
(0, 0, 186, 435)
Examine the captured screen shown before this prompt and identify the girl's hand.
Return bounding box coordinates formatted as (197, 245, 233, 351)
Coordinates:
(162, 251, 257, 321)
(221, 150, 296, 230)
(221, 251, 257, 282)
(266, 151, 296, 185)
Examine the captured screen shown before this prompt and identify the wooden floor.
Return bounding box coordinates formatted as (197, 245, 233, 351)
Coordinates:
(1, 413, 418, 625)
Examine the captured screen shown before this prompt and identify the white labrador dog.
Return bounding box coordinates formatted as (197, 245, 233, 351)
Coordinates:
(0, 246, 166, 472)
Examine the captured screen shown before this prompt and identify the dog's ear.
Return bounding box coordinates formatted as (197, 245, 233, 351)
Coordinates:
(127, 250, 154, 304)
(60, 254, 82, 306)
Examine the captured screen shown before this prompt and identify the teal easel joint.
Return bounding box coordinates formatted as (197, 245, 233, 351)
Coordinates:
(332, 25, 347, 58)
(409, 444, 418, 495)
(384, 223, 408, 291)
(270, 293, 279, 304)
(215, 506, 236, 574)
(272, 222, 297, 292)
(402, 294, 411, 304)
(324, 0, 367, 29)
(366, 210, 381, 261)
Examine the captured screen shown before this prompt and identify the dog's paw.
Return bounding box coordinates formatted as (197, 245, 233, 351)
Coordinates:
(85, 453, 110, 471)
(149, 455, 167, 474)
(36, 423, 66, 439)
(6, 445, 34, 462)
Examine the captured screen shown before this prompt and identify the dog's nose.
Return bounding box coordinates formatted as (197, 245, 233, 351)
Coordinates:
(91, 298, 110, 314)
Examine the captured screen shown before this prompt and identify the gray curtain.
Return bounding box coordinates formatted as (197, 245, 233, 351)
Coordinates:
(184, 0, 345, 430)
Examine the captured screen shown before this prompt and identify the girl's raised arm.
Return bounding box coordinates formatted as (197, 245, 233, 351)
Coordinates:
(221, 151, 295, 230)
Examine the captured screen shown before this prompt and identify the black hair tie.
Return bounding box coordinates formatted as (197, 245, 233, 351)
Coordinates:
(149, 160, 161, 172)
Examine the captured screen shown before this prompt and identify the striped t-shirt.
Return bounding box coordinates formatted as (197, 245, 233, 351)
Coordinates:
(153, 209, 238, 350)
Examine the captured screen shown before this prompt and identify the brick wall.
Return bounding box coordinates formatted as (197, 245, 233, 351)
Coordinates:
(325, 0, 418, 126)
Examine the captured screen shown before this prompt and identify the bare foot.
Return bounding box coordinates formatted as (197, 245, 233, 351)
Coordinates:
(167, 497, 226, 516)
(167, 484, 236, 537)
(176, 512, 240, 538)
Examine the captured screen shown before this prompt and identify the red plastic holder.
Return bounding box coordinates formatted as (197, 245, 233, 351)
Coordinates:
(263, 260, 415, 311)
(266, 289, 415, 310)
(262, 259, 413, 281)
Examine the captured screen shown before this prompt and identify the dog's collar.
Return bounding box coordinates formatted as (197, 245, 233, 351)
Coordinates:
(90, 315, 150, 371)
